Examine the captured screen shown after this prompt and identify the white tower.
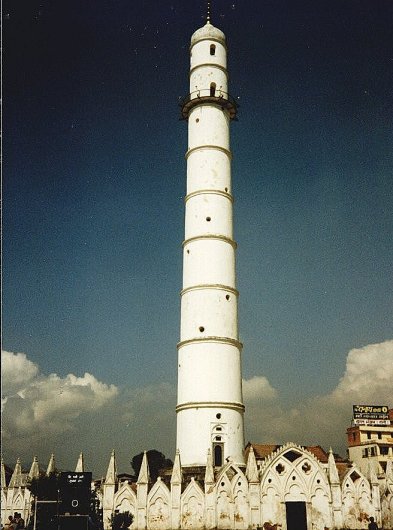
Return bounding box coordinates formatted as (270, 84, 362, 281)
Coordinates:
(176, 15, 245, 468)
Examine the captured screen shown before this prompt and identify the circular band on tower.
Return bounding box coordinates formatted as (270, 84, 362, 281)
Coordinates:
(177, 336, 243, 350)
(185, 144, 232, 160)
(189, 63, 228, 77)
(176, 401, 245, 413)
(183, 234, 237, 249)
(180, 284, 239, 296)
(185, 189, 233, 204)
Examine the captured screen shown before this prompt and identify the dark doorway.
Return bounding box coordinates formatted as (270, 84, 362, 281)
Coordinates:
(285, 502, 307, 530)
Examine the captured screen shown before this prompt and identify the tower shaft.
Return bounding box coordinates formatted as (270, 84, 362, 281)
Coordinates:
(176, 22, 244, 467)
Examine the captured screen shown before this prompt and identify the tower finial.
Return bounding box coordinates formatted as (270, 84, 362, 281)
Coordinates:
(207, 1, 211, 24)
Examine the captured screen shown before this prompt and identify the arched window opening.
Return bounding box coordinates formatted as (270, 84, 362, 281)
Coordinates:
(210, 44, 216, 56)
(214, 444, 223, 467)
(210, 83, 216, 97)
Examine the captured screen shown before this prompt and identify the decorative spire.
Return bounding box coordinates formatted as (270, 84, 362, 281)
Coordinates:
(204, 449, 215, 484)
(105, 450, 117, 484)
(207, 1, 211, 24)
(75, 452, 85, 472)
(29, 456, 40, 481)
(170, 449, 182, 485)
(245, 445, 259, 483)
(328, 448, 340, 484)
(10, 458, 23, 487)
(368, 459, 378, 485)
(386, 457, 393, 481)
(137, 451, 150, 485)
(46, 453, 56, 476)
(1, 457, 7, 488)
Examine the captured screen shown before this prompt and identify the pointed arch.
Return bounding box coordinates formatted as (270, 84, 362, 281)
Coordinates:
(259, 443, 333, 529)
(147, 478, 170, 530)
(113, 482, 137, 522)
(181, 479, 205, 529)
(215, 471, 232, 529)
(232, 471, 249, 529)
(341, 467, 372, 528)
(12, 491, 24, 510)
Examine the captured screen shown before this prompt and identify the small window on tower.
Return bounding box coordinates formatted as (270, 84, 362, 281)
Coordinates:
(213, 444, 223, 466)
(210, 44, 216, 56)
(210, 83, 216, 97)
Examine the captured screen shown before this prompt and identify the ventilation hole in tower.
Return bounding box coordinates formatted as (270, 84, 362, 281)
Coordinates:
(206, 216, 211, 221)
(268, 478, 272, 483)
(196, 118, 199, 123)
(221, 482, 225, 487)
(210, 44, 216, 56)
(199, 326, 205, 332)
(292, 476, 296, 481)
(186, 249, 190, 254)
(226, 294, 230, 301)
(317, 479, 321, 484)
(225, 187, 228, 192)
(216, 413, 221, 419)
(238, 481, 241, 486)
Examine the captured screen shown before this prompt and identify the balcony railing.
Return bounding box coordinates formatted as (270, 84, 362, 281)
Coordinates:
(179, 89, 238, 120)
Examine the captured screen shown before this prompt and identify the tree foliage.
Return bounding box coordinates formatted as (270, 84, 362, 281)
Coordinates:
(27, 472, 59, 529)
(110, 511, 133, 529)
(131, 450, 173, 482)
(29, 472, 59, 500)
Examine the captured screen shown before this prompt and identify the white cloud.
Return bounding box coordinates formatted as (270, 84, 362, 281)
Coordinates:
(330, 340, 393, 403)
(1, 350, 176, 475)
(1, 350, 118, 451)
(1, 351, 39, 398)
(243, 340, 393, 455)
(243, 375, 277, 401)
(2, 341, 392, 474)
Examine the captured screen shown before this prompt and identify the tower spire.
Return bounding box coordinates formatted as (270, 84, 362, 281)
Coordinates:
(206, 1, 211, 24)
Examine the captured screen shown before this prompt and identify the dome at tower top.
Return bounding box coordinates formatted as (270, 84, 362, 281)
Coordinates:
(191, 22, 226, 47)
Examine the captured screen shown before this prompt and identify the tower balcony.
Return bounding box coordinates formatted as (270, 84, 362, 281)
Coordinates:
(180, 89, 238, 120)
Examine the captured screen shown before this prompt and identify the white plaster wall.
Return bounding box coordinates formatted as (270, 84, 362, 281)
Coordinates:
(184, 193, 233, 240)
(176, 408, 244, 467)
(186, 148, 231, 194)
(310, 488, 331, 530)
(182, 239, 236, 289)
(188, 106, 229, 151)
(190, 66, 228, 96)
(180, 288, 238, 341)
(190, 41, 227, 71)
(177, 342, 242, 403)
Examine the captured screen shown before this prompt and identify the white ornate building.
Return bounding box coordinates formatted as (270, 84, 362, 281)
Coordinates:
(3, 14, 393, 530)
(2, 445, 393, 529)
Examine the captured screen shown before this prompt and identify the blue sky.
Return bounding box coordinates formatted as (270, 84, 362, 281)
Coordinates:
(2, 0, 393, 476)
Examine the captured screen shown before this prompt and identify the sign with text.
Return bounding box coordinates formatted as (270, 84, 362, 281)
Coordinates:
(59, 472, 92, 515)
(353, 405, 390, 425)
